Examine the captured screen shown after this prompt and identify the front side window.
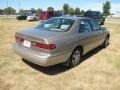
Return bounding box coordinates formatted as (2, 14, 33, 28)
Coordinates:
(79, 20, 92, 33)
(90, 19, 101, 31)
(36, 18, 75, 32)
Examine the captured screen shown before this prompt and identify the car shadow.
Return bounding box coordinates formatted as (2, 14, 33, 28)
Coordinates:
(28, 20, 39, 22)
(22, 46, 105, 75)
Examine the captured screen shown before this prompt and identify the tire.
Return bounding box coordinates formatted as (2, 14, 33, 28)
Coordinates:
(101, 21, 104, 25)
(69, 48, 82, 67)
(102, 36, 109, 48)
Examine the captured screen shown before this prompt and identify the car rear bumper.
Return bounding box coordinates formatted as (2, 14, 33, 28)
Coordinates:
(13, 43, 71, 67)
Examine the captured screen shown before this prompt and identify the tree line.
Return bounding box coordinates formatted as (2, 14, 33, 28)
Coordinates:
(0, 1, 111, 17)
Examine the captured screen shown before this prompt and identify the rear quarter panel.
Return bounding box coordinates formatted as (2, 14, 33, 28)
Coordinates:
(45, 19, 81, 56)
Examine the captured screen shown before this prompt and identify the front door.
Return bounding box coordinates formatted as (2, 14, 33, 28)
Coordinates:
(78, 20, 99, 54)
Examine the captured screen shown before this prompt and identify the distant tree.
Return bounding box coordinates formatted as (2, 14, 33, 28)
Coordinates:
(103, 1, 111, 17)
(31, 8, 36, 13)
(4, 7, 16, 15)
(80, 10, 85, 15)
(58, 9, 63, 15)
(36, 8, 42, 16)
(19, 9, 26, 15)
(75, 7, 80, 15)
(47, 7, 54, 12)
(63, 3, 69, 14)
(68, 7, 74, 15)
(0, 9, 3, 15)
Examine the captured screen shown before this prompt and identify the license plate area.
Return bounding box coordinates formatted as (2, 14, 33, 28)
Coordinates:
(23, 40, 31, 48)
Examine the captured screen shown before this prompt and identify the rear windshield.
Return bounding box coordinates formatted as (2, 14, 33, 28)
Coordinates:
(36, 18, 75, 32)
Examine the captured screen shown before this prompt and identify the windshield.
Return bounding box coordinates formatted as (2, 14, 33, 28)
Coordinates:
(84, 12, 98, 18)
(36, 18, 75, 31)
(27, 13, 36, 16)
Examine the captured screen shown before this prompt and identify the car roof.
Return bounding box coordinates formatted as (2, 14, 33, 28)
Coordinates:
(54, 16, 92, 21)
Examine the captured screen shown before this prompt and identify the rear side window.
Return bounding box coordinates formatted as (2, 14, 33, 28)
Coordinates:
(79, 20, 92, 33)
(36, 18, 75, 32)
(89, 19, 101, 31)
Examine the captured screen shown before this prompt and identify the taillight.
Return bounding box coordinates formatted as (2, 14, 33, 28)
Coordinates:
(32, 42, 56, 50)
(15, 35, 24, 43)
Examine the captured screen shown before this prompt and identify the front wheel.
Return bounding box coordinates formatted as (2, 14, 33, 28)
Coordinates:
(101, 21, 104, 25)
(102, 36, 109, 48)
(69, 48, 82, 67)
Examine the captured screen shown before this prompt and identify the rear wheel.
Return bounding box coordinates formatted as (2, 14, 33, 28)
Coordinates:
(69, 48, 82, 67)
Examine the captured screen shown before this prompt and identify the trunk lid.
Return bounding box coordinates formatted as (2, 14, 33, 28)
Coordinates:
(16, 28, 62, 53)
(17, 28, 62, 38)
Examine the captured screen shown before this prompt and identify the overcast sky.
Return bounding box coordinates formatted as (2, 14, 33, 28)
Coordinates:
(0, 0, 120, 13)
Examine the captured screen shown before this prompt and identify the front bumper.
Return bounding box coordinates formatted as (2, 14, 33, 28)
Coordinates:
(13, 43, 71, 67)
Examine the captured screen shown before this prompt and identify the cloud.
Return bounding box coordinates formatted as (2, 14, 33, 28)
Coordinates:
(82, 2, 120, 15)
(111, 3, 120, 13)
(81, 2, 103, 12)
